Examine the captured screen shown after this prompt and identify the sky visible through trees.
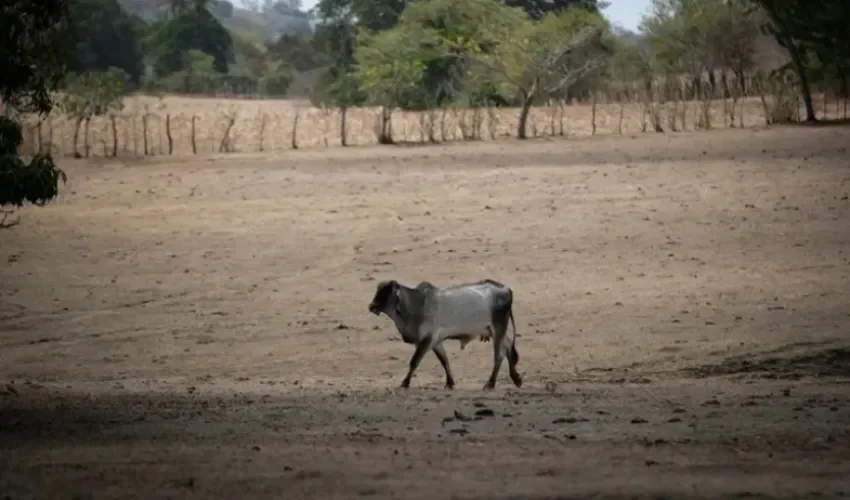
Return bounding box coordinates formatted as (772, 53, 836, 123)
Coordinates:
(235, 0, 653, 31)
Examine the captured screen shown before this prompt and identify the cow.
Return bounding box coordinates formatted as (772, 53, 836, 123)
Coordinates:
(367, 278, 523, 390)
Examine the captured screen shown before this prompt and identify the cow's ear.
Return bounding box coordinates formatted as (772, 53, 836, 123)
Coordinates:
(378, 280, 396, 294)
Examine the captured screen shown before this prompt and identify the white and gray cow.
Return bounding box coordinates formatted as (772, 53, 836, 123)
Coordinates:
(368, 279, 523, 390)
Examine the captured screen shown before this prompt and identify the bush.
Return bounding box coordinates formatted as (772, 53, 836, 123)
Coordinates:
(260, 70, 293, 97)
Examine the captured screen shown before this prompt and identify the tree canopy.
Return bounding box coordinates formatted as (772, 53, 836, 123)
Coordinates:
(1, 0, 70, 218)
(67, 0, 147, 86)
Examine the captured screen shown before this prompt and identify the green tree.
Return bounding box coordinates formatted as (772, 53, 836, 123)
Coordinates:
(316, 0, 409, 32)
(266, 34, 327, 72)
(312, 0, 410, 109)
(67, 0, 147, 86)
(259, 63, 294, 96)
(158, 49, 220, 93)
(231, 33, 269, 77)
(394, 0, 504, 109)
(1, 0, 71, 114)
(641, 0, 760, 100)
(310, 18, 366, 112)
(167, 0, 212, 17)
(749, 0, 850, 121)
(504, 0, 605, 20)
(642, 0, 712, 80)
(439, 0, 609, 138)
(0, 0, 70, 221)
(59, 68, 130, 157)
(355, 25, 432, 142)
(147, 7, 234, 76)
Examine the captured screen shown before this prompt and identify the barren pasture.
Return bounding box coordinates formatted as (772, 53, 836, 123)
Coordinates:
(2, 126, 850, 499)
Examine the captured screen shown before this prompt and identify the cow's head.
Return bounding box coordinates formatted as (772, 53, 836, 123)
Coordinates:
(369, 280, 399, 316)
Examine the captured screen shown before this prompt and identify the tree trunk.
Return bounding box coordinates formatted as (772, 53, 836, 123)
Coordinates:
(786, 40, 817, 121)
(340, 106, 348, 147)
(72, 117, 83, 158)
(762, 6, 817, 122)
(111, 115, 118, 157)
(516, 79, 539, 140)
(165, 114, 173, 155)
(517, 95, 534, 140)
(735, 69, 747, 96)
(83, 117, 91, 158)
(378, 106, 393, 144)
(721, 71, 731, 100)
(708, 71, 717, 98)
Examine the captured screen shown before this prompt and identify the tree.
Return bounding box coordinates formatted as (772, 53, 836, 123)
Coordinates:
(310, 15, 367, 137)
(0, 0, 70, 222)
(642, 0, 715, 85)
(157, 49, 220, 93)
(59, 68, 130, 157)
(259, 64, 294, 96)
(232, 33, 270, 77)
(608, 30, 652, 93)
(316, 0, 409, 32)
(437, 0, 609, 138)
(641, 0, 760, 101)
(147, 7, 234, 76)
(310, 26, 366, 146)
(266, 34, 327, 72)
(355, 25, 432, 142)
(67, 0, 147, 86)
(1, 0, 71, 115)
(167, 0, 212, 17)
(312, 0, 411, 104)
(504, 0, 606, 20)
(707, 3, 758, 79)
(748, 0, 850, 121)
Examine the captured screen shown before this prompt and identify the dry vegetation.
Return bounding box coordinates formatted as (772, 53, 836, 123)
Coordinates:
(2, 124, 850, 499)
(17, 90, 850, 158)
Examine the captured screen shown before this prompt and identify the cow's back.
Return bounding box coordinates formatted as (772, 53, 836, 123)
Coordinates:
(427, 283, 503, 332)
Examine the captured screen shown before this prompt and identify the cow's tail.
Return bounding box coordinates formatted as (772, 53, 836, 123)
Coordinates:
(508, 308, 519, 365)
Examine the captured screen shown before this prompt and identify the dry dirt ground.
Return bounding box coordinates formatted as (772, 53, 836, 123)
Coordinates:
(2, 125, 850, 499)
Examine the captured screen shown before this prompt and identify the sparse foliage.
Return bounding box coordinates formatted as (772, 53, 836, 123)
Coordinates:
(60, 68, 130, 119)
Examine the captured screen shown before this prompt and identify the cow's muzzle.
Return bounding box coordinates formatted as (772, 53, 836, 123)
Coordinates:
(368, 303, 381, 315)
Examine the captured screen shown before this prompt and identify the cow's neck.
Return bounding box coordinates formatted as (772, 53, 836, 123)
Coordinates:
(390, 286, 424, 344)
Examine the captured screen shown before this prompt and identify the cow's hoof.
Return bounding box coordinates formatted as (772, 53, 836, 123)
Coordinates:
(482, 383, 496, 391)
(511, 374, 523, 388)
(400, 379, 411, 389)
(445, 381, 455, 390)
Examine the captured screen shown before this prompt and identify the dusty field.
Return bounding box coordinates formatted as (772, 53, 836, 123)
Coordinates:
(2, 125, 850, 499)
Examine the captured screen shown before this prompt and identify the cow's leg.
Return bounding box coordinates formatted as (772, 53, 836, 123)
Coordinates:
(401, 335, 433, 389)
(508, 340, 522, 388)
(432, 343, 455, 390)
(484, 318, 510, 390)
